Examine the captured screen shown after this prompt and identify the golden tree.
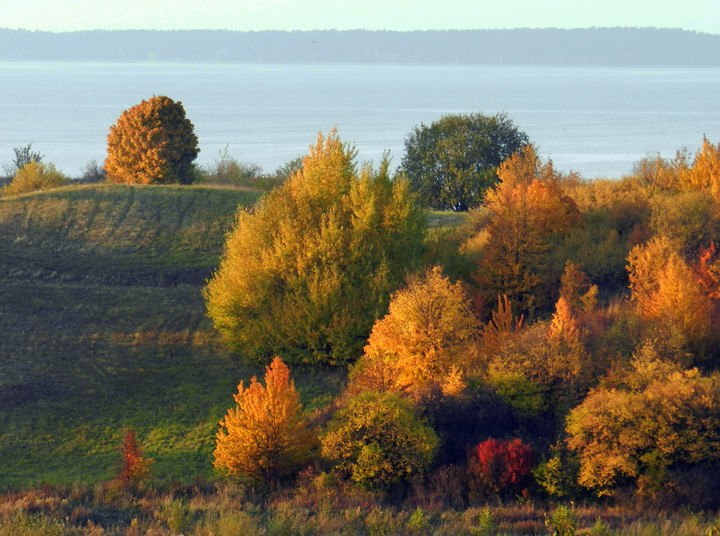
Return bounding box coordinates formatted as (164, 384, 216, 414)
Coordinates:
(348, 266, 480, 400)
(104, 95, 199, 184)
(205, 130, 425, 364)
(214, 357, 316, 488)
(566, 361, 720, 496)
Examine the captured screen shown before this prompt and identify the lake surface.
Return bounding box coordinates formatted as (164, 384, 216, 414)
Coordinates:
(1, 62, 719, 178)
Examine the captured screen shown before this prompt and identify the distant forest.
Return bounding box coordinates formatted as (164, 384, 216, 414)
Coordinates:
(1, 27, 719, 65)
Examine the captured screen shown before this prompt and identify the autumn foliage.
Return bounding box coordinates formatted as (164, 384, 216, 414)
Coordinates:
(214, 357, 315, 488)
(205, 130, 425, 364)
(118, 429, 153, 488)
(105, 95, 199, 184)
(470, 438, 534, 495)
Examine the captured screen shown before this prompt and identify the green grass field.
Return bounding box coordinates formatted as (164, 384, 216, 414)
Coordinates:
(0, 183, 346, 488)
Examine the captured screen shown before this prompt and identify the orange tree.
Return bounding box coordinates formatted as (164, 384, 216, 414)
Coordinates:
(214, 357, 316, 489)
(104, 95, 199, 184)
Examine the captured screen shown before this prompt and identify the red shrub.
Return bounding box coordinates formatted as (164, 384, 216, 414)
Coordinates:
(470, 438, 534, 493)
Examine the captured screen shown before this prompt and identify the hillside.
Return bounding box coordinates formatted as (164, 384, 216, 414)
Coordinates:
(1, 28, 719, 65)
(0, 184, 345, 487)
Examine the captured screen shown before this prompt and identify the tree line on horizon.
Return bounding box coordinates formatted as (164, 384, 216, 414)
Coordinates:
(1, 27, 719, 65)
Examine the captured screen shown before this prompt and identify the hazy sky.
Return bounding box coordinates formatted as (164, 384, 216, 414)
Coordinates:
(1, 0, 719, 34)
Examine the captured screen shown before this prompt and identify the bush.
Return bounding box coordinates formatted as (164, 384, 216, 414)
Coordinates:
(1, 160, 68, 197)
(321, 391, 439, 490)
(469, 438, 534, 496)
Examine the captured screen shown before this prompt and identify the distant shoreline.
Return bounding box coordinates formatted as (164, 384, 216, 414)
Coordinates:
(1, 28, 719, 66)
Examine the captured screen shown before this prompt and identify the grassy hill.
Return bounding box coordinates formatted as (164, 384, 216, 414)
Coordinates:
(0, 184, 346, 488)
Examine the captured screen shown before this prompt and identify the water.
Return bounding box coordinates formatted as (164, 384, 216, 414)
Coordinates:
(1, 62, 719, 178)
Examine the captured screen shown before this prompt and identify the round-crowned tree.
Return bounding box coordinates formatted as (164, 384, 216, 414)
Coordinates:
(104, 95, 199, 184)
(401, 112, 528, 211)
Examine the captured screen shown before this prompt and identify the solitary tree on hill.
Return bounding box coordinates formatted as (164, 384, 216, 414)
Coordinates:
(104, 95, 199, 185)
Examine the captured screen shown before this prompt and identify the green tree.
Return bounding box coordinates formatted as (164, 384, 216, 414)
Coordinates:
(205, 131, 426, 365)
(104, 95, 199, 184)
(1, 161, 68, 197)
(321, 391, 439, 490)
(401, 112, 528, 211)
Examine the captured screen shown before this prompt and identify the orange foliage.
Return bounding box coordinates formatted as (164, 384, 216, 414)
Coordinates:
(214, 357, 316, 487)
(349, 267, 479, 400)
(477, 146, 583, 314)
(105, 95, 199, 184)
(118, 429, 153, 488)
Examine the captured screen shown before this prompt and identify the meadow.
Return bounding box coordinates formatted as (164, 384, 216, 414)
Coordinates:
(0, 183, 345, 487)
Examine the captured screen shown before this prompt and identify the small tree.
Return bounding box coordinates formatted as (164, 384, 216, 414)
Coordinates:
(118, 429, 153, 488)
(401, 112, 528, 211)
(321, 391, 438, 490)
(1, 161, 68, 197)
(104, 95, 199, 184)
(348, 266, 480, 399)
(12, 143, 43, 171)
(214, 357, 316, 489)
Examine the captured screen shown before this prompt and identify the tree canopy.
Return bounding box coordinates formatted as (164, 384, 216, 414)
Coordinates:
(104, 95, 199, 184)
(401, 112, 528, 211)
(204, 131, 426, 365)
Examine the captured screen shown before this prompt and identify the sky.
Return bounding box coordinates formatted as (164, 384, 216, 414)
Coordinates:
(1, 0, 719, 34)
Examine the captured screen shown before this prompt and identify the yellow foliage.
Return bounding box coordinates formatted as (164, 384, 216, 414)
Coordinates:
(677, 137, 720, 197)
(566, 362, 720, 495)
(205, 131, 425, 364)
(1, 161, 68, 197)
(349, 266, 479, 400)
(214, 357, 316, 487)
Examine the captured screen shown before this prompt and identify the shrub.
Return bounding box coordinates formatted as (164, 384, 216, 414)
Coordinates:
(321, 391, 439, 491)
(469, 438, 535, 495)
(1, 161, 68, 197)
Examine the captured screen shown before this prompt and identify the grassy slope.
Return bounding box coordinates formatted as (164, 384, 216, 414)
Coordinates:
(0, 184, 345, 488)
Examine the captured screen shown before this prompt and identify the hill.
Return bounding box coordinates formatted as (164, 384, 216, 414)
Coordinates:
(1, 28, 718, 65)
(0, 184, 345, 487)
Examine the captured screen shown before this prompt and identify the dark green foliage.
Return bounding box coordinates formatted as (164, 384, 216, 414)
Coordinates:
(401, 112, 528, 211)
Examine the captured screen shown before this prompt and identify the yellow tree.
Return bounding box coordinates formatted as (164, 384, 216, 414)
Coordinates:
(205, 130, 425, 364)
(105, 95, 199, 184)
(214, 357, 316, 488)
(566, 360, 720, 496)
(348, 266, 480, 400)
(1, 161, 68, 197)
